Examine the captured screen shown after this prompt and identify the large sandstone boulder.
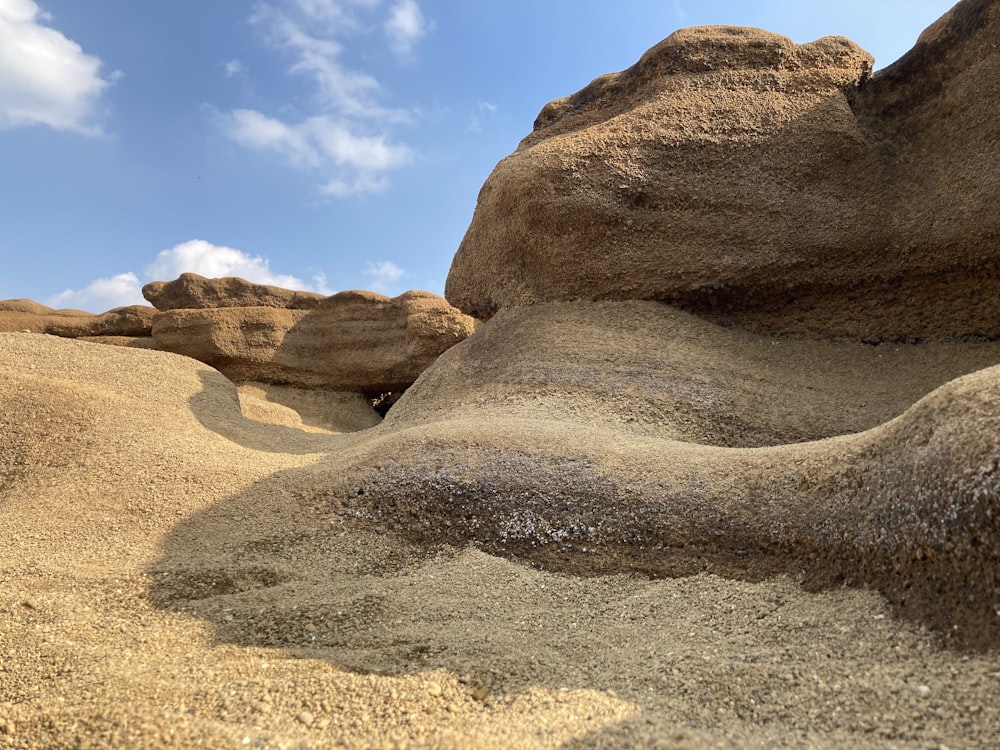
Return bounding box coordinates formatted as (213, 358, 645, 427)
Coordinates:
(151, 289, 478, 392)
(143, 273, 327, 310)
(446, 1, 1000, 340)
(0, 299, 157, 339)
(309, 1, 1000, 647)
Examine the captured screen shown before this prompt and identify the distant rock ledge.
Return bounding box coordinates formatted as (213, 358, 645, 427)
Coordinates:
(1, 275, 478, 431)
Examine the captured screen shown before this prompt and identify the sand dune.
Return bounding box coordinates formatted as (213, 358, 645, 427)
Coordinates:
(3, 330, 1000, 748)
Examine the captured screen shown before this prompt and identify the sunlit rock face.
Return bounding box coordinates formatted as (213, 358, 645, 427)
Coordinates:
(446, 7, 1000, 340)
(150, 287, 478, 393)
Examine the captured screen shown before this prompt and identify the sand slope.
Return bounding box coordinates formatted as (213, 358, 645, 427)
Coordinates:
(3, 331, 1000, 748)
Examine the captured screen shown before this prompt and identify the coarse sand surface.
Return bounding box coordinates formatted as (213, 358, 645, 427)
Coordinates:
(2, 332, 1000, 748)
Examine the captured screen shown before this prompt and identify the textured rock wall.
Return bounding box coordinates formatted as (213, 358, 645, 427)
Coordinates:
(151, 289, 478, 392)
(446, 3, 1000, 340)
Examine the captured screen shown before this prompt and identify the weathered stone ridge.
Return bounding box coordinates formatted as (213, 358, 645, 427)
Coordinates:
(150, 288, 478, 392)
(445, 7, 1000, 341)
(143, 273, 327, 310)
(0, 299, 156, 338)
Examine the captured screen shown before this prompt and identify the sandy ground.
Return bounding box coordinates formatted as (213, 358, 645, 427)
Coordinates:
(2, 331, 1000, 749)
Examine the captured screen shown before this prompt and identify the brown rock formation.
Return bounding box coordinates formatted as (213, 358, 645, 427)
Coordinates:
(382, 301, 1000, 447)
(5, 7, 1000, 746)
(150, 289, 478, 392)
(446, 2, 1000, 340)
(322, 301, 1000, 648)
(0, 299, 157, 338)
(143, 273, 327, 310)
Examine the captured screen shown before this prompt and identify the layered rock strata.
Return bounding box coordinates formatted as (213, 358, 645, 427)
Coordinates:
(446, 2, 1000, 340)
(143, 273, 327, 311)
(0, 299, 157, 342)
(150, 288, 478, 393)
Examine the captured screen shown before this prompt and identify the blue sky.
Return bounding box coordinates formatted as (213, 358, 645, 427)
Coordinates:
(1, 0, 956, 312)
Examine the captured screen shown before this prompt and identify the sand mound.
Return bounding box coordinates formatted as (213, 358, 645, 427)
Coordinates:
(3, 327, 1000, 747)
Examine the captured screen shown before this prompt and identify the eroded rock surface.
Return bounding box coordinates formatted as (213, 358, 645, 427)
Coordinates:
(384, 301, 1000, 447)
(151, 289, 478, 392)
(0, 299, 157, 339)
(143, 273, 327, 311)
(321, 310, 1000, 647)
(446, 5, 1000, 340)
(236, 382, 381, 434)
(3, 1, 1000, 679)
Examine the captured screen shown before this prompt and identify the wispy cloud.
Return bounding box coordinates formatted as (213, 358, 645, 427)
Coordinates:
(47, 239, 334, 312)
(672, 0, 687, 22)
(215, 108, 412, 195)
(0, 0, 117, 134)
(216, 0, 429, 197)
(288, 0, 381, 30)
(223, 59, 245, 77)
(468, 100, 498, 133)
(384, 0, 430, 57)
(364, 260, 405, 295)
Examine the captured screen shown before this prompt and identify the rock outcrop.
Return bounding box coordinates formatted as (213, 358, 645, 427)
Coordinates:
(382, 301, 1000, 447)
(143, 273, 327, 311)
(0, 299, 157, 340)
(328, 338, 1000, 647)
(446, 3, 1000, 340)
(331, 0, 1000, 646)
(3, 0, 1000, 664)
(151, 288, 478, 393)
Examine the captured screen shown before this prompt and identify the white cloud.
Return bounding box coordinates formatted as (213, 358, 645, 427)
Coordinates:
(468, 101, 498, 133)
(305, 116, 411, 170)
(249, 2, 407, 122)
(217, 109, 411, 195)
(146, 240, 311, 289)
(384, 0, 429, 57)
(320, 172, 388, 198)
(224, 59, 245, 77)
(293, 1, 378, 21)
(672, 0, 687, 21)
(216, 0, 428, 198)
(0, 0, 116, 134)
(309, 271, 334, 296)
(47, 240, 336, 313)
(364, 260, 405, 295)
(47, 272, 144, 311)
(218, 108, 319, 167)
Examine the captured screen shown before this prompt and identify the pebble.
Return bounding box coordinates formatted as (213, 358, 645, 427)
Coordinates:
(428, 682, 443, 697)
(297, 710, 315, 726)
(918, 685, 931, 697)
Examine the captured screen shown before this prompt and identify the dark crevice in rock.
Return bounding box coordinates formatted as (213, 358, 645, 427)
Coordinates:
(367, 389, 406, 417)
